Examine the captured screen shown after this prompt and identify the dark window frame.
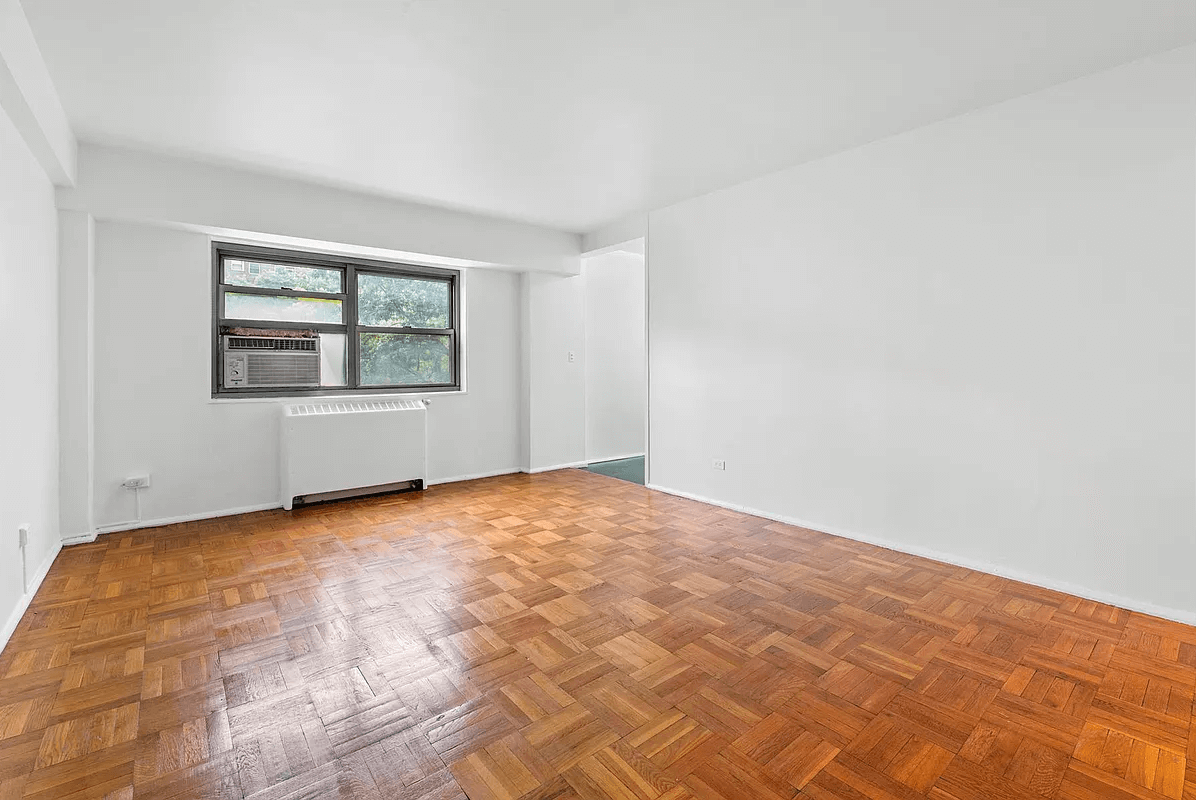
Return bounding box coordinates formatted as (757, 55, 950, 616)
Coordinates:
(212, 243, 462, 398)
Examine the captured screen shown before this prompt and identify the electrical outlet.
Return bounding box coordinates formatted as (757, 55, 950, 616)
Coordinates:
(122, 474, 151, 489)
(712, 459, 726, 471)
(568, 351, 576, 363)
(18, 525, 29, 548)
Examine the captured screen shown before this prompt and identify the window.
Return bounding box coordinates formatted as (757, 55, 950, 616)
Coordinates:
(212, 244, 460, 397)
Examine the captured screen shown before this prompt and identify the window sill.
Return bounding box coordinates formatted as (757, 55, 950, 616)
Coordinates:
(208, 389, 466, 405)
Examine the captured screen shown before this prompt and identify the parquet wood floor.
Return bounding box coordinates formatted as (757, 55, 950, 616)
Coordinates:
(2, 469, 1195, 800)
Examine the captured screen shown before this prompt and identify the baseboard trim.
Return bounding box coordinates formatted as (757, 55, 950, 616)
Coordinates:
(93, 502, 283, 536)
(0, 538, 63, 656)
(83, 465, 640, 539)
(83, 466, 566, 537)
(587, 452, 645, 465)
(527, 461, 589, 474)
(646, 482, 1196, 627)
(428, 468, 523, 486)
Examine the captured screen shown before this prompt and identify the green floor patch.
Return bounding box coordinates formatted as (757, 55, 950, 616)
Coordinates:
(585, 456, 645, 485)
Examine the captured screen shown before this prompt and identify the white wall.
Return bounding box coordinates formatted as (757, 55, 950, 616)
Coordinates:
(0, 0, 76, 184)
(648, 46, 1196, 619)
(582, 214, 648, 256)
(525, 273, 587, 471)
(60, 144, 580, 275)
(92, 221, 524, 528)
(58, 210, 94, 540)
(584, 250, 646, 462)
(0, 103, 59, 638)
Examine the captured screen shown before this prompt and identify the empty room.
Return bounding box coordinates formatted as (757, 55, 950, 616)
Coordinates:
(1, 2, 1194, 799)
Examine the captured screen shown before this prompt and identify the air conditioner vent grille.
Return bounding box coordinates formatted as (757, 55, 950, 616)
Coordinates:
(227, 336, 317, 351)
(246, 354, 320, 386)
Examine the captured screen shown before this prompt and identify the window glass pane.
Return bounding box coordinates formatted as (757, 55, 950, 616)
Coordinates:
(359, 333, 452, 386)
(224, 259, 341, 293)
(319, 333, 347, 387)
(225, 292, 343, 324)
(357, 273, 450, 328)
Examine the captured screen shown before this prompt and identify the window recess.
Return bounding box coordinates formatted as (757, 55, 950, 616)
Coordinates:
(212, 244, 461, 397)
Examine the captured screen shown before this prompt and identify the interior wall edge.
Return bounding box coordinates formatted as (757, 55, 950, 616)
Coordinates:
(92, 501, 283, 536)
(72, 465, 565, 542)
(526, 462, 589, 475)
(0, 538, 62, 657)
(646, 482, 1196, 628)
(426, 467, 523, 486)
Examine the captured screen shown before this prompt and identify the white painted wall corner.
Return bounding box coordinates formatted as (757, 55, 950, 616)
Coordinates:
(91, 501, 283, 536)
(646, 482, 1196, 628)
(427, 467, 523, 486)
(0, 537, 62, 657)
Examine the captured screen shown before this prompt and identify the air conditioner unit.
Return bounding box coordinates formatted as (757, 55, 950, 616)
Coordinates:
(222, 335, 320, 388)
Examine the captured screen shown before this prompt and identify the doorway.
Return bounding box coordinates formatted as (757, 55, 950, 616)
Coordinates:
(581, 240, 646, 485)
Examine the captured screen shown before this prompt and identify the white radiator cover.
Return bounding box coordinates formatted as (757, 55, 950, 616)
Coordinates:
(279, 399, 427, 509)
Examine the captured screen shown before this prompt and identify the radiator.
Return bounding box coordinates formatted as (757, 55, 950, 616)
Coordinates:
(280, 399, 427, 510)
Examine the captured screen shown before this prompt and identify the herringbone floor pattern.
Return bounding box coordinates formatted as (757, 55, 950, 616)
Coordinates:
(1, 469, 1194, 799)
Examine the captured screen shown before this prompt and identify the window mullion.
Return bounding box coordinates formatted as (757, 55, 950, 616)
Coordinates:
(357, 326, 451, 336)
(219, 285, 345, 301)
(346, 265, 359, 389)
(221, 319, 346, 334)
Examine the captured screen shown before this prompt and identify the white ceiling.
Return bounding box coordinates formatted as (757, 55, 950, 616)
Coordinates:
(21, 1, 1196, 233)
